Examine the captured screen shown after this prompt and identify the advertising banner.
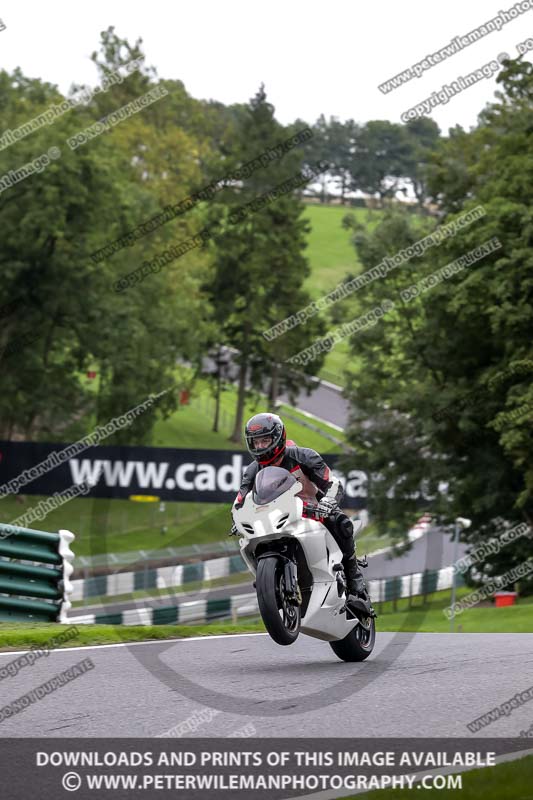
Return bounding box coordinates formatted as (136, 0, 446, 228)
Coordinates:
(0, 442, 368, 508)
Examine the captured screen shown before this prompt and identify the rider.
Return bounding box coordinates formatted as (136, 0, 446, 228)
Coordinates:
(232, 412, 375, 617)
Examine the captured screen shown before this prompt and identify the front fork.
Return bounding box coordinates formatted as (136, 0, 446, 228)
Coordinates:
(283, 558, 302, 605)
(254, 552, 301, 605)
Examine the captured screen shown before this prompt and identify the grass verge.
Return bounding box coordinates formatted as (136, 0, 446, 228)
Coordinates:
(0, 620, 265, 652)
(0, 495, 234, 556)
(342, 754, 533, 800)
(374, 586, 533, 633)
(3, 585, 533, 653)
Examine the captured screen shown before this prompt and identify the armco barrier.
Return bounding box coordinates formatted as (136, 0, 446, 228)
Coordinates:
(70, 592, 256, 626)
(70, 552, 247, 602)
(69, 565, 465, 626)
(0, 523, 75, 622)
(74, 538, 240, 571)
(71, 513, 435, 605)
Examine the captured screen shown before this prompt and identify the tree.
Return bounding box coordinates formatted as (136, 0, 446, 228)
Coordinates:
(0, 28, 213, 444)
(330, 118, 359, 204)
(305, 114, 331, 203)
(354, 121, 413, 202)
(204, 87, 327, 442)
(404, 118, 441, 206)
(303, 116, 360, 205)
(341, 59, 533, 586)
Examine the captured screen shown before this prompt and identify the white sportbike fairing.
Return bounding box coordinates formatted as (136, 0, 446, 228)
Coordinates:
(232, 466, 375, 662)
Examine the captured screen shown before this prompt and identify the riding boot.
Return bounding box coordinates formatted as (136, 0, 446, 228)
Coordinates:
(343, 553, 365, 595)
(342, 553, 376, 618)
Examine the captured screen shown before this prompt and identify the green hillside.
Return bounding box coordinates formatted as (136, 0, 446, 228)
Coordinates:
(302, 202, 385, 293)
(152, 377, 345, 452)
(301, 203, 382, 383)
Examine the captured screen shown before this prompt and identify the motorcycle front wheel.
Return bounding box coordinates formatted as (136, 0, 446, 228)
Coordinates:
(256, 556, 301, 646)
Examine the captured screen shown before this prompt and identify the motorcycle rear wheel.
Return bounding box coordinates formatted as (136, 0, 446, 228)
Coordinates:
(329, 617, 376, 662)
(256, 557, 300, 646)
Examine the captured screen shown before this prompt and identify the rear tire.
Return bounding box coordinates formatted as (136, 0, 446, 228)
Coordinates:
(256, 557, 300, 646)
(329, 617, 376, 662)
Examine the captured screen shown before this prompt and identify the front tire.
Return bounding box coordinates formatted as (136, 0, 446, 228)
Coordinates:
(256, 557, 300, 646)
(329, 617, 376, 662)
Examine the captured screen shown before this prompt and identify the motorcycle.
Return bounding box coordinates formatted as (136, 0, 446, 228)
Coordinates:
(232, 465, 376, 662)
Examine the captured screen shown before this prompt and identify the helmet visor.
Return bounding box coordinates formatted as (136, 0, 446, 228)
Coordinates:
(248, 434, 274, 455)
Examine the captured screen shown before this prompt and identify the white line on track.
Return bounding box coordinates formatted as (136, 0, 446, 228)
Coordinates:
(287, 405, 345, 432)
(0, 632, 268, 659)
(0, 630, 522, 662)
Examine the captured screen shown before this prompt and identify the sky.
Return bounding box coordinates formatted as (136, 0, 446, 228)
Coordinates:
(0, 0, 531, 135)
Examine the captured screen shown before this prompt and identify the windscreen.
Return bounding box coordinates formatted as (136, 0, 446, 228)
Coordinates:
(252, 466, 297, 505)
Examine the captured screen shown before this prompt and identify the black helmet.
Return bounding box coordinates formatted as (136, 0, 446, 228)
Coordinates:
(245, 412, 286, 466)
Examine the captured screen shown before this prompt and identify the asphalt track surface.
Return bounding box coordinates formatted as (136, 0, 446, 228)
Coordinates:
(0, 632, 532, 737)
(202, 352, 350, 430)
(279, 380, 349, 430)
